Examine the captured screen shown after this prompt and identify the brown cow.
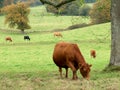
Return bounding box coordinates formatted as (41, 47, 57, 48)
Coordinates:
(54, 32, 62, 37)
(90, 50, 96, 58)
(53, 42, 92, 80)
(5, 37, 12, 42)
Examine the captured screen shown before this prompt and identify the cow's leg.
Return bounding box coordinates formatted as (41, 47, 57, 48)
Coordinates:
(67, 61, 77, 80)
(65, 68, 68, 78)
(59, 67, 62, 78)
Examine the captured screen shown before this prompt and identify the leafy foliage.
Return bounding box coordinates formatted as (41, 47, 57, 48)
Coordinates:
(89, 0, 111, 24)
(79, 4, 91, 16)
(2, 2, 31, 32)
(46, 0, 81, 15)
(40, 0, 94, 15)
(85, 0, 96, 3)
(14, 0, 42, 6)
(0, 0, 4, 8)
(3, 0, 14, 6)
(0, 0, 13, 8)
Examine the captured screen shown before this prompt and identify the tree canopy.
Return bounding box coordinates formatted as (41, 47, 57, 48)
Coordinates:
(2, 2, 31, 32)
(89, 0, 111, 24)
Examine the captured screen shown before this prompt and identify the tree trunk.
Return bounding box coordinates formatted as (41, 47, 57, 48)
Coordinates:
(21, 29, 25, 33)
(109, 0, 120, 66)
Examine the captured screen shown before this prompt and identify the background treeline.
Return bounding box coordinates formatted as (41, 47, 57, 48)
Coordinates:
(46, 0, 96, 16)
(46, 0, 111, 24)
(0, 0, 110, 24)
(0, 0, 42, 8)
(90, 0, 111, 24)
(85, 0, 96, 3)
(0, 0, 96, 8)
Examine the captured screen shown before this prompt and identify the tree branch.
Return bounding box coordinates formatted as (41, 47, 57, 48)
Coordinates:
(56, 0, 76, 8)
(40, 0, 57, 7)
(40, 0, 76, 9)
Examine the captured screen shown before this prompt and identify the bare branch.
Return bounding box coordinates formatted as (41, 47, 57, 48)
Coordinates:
(40, 0, 76, 9)
(40, 0, 56, 7)
(56, 0, 76, 8)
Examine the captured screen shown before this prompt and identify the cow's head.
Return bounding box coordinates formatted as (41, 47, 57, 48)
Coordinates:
(79, 63, 92, 80)
(10, 39, 12, 42)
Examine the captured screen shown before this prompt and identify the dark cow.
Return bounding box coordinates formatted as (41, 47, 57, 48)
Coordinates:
(53, 42, 92, 80)
(90, 50, 96, 58)
(5, 37, 12, 42)
(24, 36, 30, 41)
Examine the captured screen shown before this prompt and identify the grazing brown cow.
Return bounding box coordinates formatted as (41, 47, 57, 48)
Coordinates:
(54, 32, 62, 37)
(53, 42, 92, 80)
(5, 37, 12, 42)
(90, 50, 96, 58)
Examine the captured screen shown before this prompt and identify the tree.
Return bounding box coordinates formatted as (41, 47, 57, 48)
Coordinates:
(109, 0, 120, 67)
(14, 0, 42, 6)
(2, 2, 31, 32)
(39, 0, 120, 68)
(89, 0, 111, 24)
(46, 0, 80, 15)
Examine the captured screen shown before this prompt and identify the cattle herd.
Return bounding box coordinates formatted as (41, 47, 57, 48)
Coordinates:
(5, 35, 30, 42)
(5, 32, 62, 42)
(5, 32, 95, 80)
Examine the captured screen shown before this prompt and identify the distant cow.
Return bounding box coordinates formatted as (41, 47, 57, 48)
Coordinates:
(90, 50, 96, 58)
(54, 32, 62, 37)
(24, 36, 30, 41)
(53, 42, 92, 80)
(5, 37, 12, 42)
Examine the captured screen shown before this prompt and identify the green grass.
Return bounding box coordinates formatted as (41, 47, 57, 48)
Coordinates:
(0, 6, 119, 90)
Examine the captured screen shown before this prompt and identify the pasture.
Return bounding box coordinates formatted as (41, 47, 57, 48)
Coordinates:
(0, 6, 120, 90)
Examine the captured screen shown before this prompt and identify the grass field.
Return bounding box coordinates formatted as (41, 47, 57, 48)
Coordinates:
(0, 6, 120, 90)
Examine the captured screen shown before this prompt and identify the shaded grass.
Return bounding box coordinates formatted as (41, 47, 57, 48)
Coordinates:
(104, 66, 120, 72)
(0, 71, 120, 90)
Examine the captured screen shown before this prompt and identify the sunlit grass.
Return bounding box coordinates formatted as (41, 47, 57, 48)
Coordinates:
(0, 6, 119, 90)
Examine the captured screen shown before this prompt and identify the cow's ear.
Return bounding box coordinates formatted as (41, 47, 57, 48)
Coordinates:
(89, 64, 92, 67)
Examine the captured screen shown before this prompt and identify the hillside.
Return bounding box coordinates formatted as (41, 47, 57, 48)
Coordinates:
(0, 6, 119, 90)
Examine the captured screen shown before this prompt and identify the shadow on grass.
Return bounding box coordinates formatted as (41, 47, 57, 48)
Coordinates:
(0, 23, 94, 34)
(103, 65, 120, 72)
